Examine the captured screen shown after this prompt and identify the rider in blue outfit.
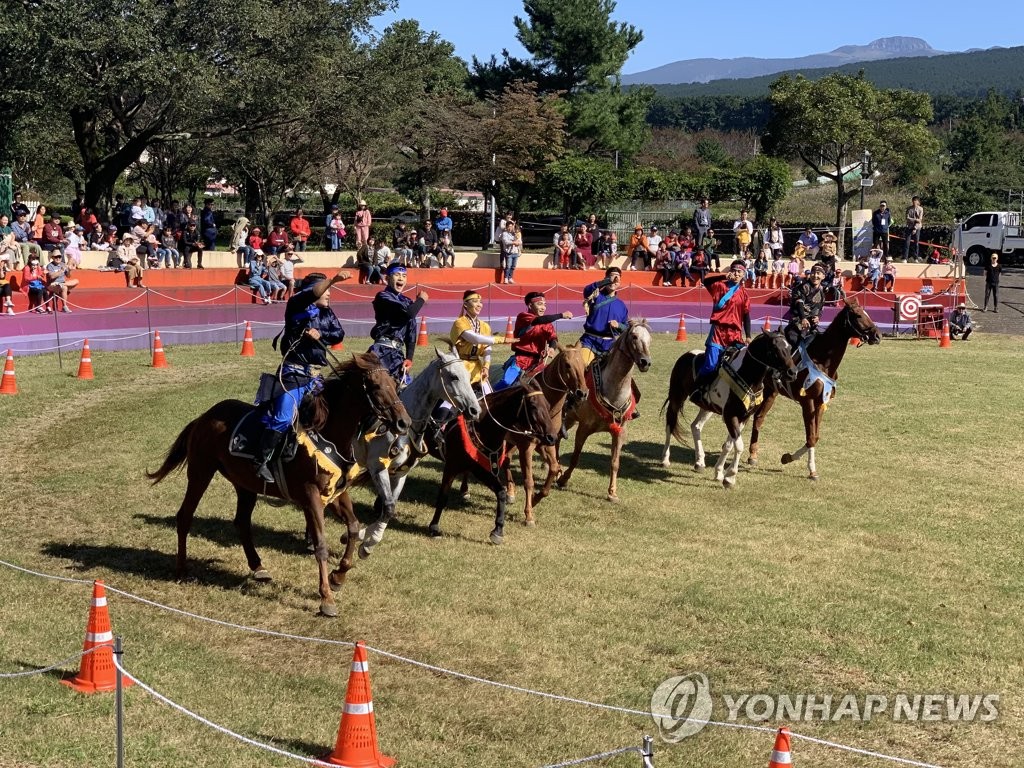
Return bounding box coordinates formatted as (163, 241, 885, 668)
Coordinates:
(368, 263, 428, 385)
(581, 266, 629, 357)
(253, 268, 352, 483)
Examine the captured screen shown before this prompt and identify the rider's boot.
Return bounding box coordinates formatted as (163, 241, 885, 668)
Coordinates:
(253, 430, 285, 483)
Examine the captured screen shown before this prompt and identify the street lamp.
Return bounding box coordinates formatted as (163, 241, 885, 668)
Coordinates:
(859, 150, 873, 210)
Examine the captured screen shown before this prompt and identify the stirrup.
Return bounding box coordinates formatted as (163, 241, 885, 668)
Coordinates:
(255, 462, 275, 484)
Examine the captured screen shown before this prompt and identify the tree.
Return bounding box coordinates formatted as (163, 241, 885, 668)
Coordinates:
(539, 153, 620, 217)
(766, 72, 937, 254)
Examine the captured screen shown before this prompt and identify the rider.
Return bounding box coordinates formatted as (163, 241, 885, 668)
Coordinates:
(785, 262, 827, 352)
(581, 266, 641, 417)
(368, 263, 428, 386)
(253, 268, 352, 483)
(493, 291, 573, 391)
(694, 259, 752, 398)
(450, 289, 504, 393)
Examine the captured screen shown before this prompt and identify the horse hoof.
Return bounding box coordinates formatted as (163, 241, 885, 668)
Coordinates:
(523, 519, 536, 528)
(252, 568, 272, 582)
(358, 543, 372, 560)
(693, 464, 704, 473)
(781, 453, 794, 465)
(661, 459, 671, 468)
(319, 601, 338, 618)
(747, 457, 758, 467)
(489, 531, 504, 545)
(428, 525, 443, 539)
(808, 474, 819, 482)
(607, 494, 619, 503)
(329, 573, 346, 592)
(722, 479, 735, 490)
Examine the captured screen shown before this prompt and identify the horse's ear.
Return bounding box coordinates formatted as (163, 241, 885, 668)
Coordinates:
(434, 336, 455, 350)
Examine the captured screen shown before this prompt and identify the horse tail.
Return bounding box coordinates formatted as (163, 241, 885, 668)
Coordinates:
(663, 354, 692, 442)
(145, 419, 195, 484)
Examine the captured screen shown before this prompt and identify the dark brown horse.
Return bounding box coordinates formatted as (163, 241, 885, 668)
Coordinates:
(428, 376, 557, 544)
(661, 332, 798, 488)
(748, 298, 881, 480)
(146, 353, 410, 616)
(503, 344, 588, 526)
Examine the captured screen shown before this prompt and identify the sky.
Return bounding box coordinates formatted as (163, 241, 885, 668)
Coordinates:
(371, 0, 1024, 75)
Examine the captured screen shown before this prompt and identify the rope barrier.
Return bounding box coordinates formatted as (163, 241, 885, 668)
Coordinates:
(0, 559, 946, 767)
(64, 292, 148, 312)
(0, 643, 111, 679)
(539, 745, 641, 767)
(147, 287, 239, 304)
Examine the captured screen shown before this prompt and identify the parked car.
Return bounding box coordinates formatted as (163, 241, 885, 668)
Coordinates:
(390, 210, 421, 226)
(517, 215, 586, 249)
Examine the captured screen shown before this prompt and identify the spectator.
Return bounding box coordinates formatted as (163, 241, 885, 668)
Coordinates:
(436, 233, 454, 268)
(395, 230, 414, 267)
(129, 197, 145, 226)
(31, 204, 48, 243)
(732, 210, 753, 259)
(881, 255, 896, 292)
(797, 227, 819, 260)
(818, 229, 838, 273)
(353, 199, 372, 248)
(0, 259, 14, 314)
(117, 235, 145, 287)
(87, 222, 108, 251)
(770, 248, 785, 290)
(435, 207, 453, 244)
(177, 202, 194, 234)
(278, 249, 301, 298)
(586, 213, 600, 237)
(158, 226, 180, 268)
(152, 199, 166, 230)
(699, 229, 718, 273)
(415, 220, 439, 266)
(0, 214, 20, 269)
(247, 226, 264, 255)
(392, 222, 409, 251)
(200, 200, 218, 251)
(45, 251, 79, 310)
(554, 232, 574, 270)
(654, 240, 673, 286)
(114, 194, 131, 230)
(22, 255, 49, 312)
(754, 245, 770, 289)
(140, 225, 160, 268)
(231, 215, 250, 266)
(575, 224, 594, 269)
(141, 198, 156, 226)
(594, 230, 616, 270)
(498, 220, 521, 284)
(41, 214, 65, 256)
(65, 224, 86, 268)
(627, 225, 650, 270)
(79, 207, 99, 234)
(327, 210, 347, 251)
(551, 224, 571, 264)
(266, 222, 289, 255)
(375, 236, 394, 268)
(182, 220, 205, 269)
(983, 252, 1000, 312)
(672, 241, 694, 286)
(902, 195, 924, 263)
(690, 246, 708, 282)
(786, 252, 803, 288)
(10, 192, 30, 220)
(289, 208, 310, 252)
(949, 303, 974, 340)
(866, 245, 883, 291)
(245, 251, 274, 304)
(764, 218, 785, 262)
(264, 255, 287, 301)
(11, 212, 40, 264)
(871, 201, 891, 254)
(646, 226, 662, 265)
(357, 235, 383, 284)
(693, 198, 713, 253)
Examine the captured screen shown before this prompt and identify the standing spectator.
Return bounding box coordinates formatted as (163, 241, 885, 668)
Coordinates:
(627, 225, 650, 271)
(289, 208, 310, 252)
(176, 202, 194, 233)
(45, 251, 80, 310)
(327, 210, 347, 251)
(182, 220, 205, 268)
(115, 194, 132, 230)
(70, 190, 86, 223)
(22, 255, 49, 312)
(10, 192, 30, 220)
(353, 199, 372, 249)
(152, 199, 166, 230)
(79, 207, 99, 234)
(200, 200, 218, 251)
(732, 210, 753, 260)
(871, 201, 891, 254)
(230, 214, 250, 267)
(498, 220, 521, 284)
(693, 198, 712, 252)
(949, 303, 974, 340)
(797, 227, 819, 260)
(435, 207, 453, 244)
(586, 213, 600, 237)
(983, 252, 1001, 312)
(31, 204, 47, 243)
(902, 195, 924, 263)
(575, 224, 594, 269)
(266, 222, 289, 255)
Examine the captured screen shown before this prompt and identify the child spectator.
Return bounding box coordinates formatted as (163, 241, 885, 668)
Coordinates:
(437, 233, 454, 268)
(786, 253, 802, 288)
(881, 255, 896, 292)
(246, 226, 264, 254)
(691, 247, 708, 282)
(744, 252, 756, 288)
(22, 256, 49, 312)
(88, 222, 110, 251)
(158, 226, 180, 268)
(554, 232, 574, 269)
(327, 211, 347, 251)
(754, 245, 770, 289)
(182, 220, 205, 268)
(673, 243, 694, 286)
(0, 259, 15, 314)
(770, 250, 785, 290)
(830, 269, 846, 305)
(64, 225, 85, 268)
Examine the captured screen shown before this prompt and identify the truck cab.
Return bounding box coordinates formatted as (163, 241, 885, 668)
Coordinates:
(954, 211, 1024, 267)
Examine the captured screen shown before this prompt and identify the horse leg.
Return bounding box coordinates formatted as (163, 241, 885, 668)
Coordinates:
(329, 491, 360, 590)
(429, 468, 456, 537)
(748, 391, 778, 467)
(532, 444, 557, 508)
(661, 415, 674, 468)
(723, 429, 745, 489)
(806, 405, 823, 481)
(359, 468, 395, 558)
(607, 426, 624, 502)
(781, 399, 819, 480)
(300, 492, 338, 618)
(556, 420, 592, 490)
(175, 461, 217, 580)
(519, 441, 537, 526)
(232, 487, 270, 581)
(458, 472, 471, 500)
(505, 443, 517, 503)
(690, 409, 713, 472)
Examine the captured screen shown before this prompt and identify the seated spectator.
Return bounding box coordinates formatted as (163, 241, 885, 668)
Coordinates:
(0, 214, 20, 269)
(374, 238, 394, 270)
(699, 229, 717, 272)
(158, 226, 180, 268)
(786, 253, 803, 288)
(672, 243, 694, 286)
(854, 251, 870, 281)
(141, 226, 161, 268)
(31, 204, 47, 243)
(264, 255, 287, 301)
(415, 220, 439, 266)
(0, 259, 15, 314)
(245, 251, 274, 304)
(394, 231, 414, 267)
(436, 233, 454, 268)
(266, 222, 289, 255)
(288, 209, 310, 252)
(653, 240, 673, 285)
(818, 229, 838, 269)
(45, 251, 79, 311)
(881, 255, 896, 292)
(866, 246, 883, 291)
(627, 226, 649, 271)
(554, 232, 574, 269)
(754, 246, 770, 289)
(435, 207, 453, 244)
(392, 222, 409, 251)
(117, 236, 146, 288)
(797, 227, 820, 259)
(551, 224, 571, 264)
(574, 224, 593, 269)
(88, 222, 110, 251)
(357, 236, 383, 284)
(690, 248, 708, 282)
(22, 255, 49, 312)
(770, 251, 785, 289)
(949, 303, 974, 340)
(12, 212, 42, 264)
(40, 214, 65, 256)
(181, 220, 205, 268)
(278, 248, 301, 298)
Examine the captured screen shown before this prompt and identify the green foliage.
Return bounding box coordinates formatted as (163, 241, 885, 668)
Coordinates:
(695, 138, 731, 167)
(539, 153, 621, 216)
(737, 155, 791, 219)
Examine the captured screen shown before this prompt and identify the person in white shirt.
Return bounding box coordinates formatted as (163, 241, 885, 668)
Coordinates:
(646, 226, 662, 261)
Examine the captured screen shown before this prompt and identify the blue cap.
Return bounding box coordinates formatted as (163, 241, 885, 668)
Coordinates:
(385, 262, 407, 276)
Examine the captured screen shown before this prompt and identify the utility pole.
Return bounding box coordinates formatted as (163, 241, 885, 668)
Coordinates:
(859, 150, 872, 210)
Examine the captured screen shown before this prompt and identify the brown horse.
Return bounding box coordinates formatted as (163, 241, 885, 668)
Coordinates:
(557, 318, 653, 502)
(502, 344, 588, 525)
(748, 298, 881, 480)
(428, 376, 557, 544)
(146, 353, 410, 617)
(660, 332, 798, 488)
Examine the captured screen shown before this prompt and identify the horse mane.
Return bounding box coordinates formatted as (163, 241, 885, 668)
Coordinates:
(299, 352, 382, 431)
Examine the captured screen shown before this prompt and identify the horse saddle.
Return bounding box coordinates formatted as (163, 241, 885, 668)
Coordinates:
(229, 410, 299, 463)
(689, 347, 751, 411)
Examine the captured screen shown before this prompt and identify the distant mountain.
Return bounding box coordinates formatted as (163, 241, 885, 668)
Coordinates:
(623, 37, 945, 85)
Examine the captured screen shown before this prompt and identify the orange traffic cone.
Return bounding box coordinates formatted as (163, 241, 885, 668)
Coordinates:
(331, 340, 345, 351)
(762, 316, 771, 334)
(61, 581, 134, 694)
(77, 339, 94, 380)
(939, 317, 952, 348)
(416, 316, 428, 347)
(323, 642, 396, 768)
(152, 331, 169, 368)
(503, 316, 514, 343)
(768, 726, 792, 767)
(0, 349, 16, 395)
(675, 314, 688, 342)
(240, 321, 256, 357)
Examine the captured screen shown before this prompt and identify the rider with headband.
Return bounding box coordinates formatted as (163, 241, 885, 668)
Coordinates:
(368, 263, 428, 385)
(580, 266, 641, 418)
(694, 259, 752, 397)
(450, 289, 504, 393)
(786, 262, 827, 351)
(493, 291, 573, 391)
(254, 268, 352, 483)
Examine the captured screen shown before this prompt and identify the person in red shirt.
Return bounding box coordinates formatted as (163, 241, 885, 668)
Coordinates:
(266, 223, 290, 255)
(694, 259, 752, 393)
(247, 227, 264, 253)
(493, 291, 573, 390)
(289, 208, 311, 252)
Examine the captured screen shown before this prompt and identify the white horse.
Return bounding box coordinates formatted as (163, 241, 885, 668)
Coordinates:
(343, 347, 480, 558)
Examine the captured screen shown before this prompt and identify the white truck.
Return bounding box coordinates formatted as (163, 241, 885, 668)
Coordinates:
(953, 211, 1024, 267)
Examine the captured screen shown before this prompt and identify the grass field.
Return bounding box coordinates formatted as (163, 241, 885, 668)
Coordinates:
(1, 332, 1022, 768)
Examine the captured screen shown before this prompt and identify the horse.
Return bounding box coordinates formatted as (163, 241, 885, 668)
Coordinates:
(428, 376, 557, 544)
(345, 347, 481, 559)
(660, 332, 798, 488)
(146, 352, 410, 617)
(557, 318, 653, 502)
(502, 344, 588, 525)
(747, 298, 881, 480)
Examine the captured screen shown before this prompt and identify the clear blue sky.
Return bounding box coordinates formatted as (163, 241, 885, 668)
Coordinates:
(371, 0, 1023, 74)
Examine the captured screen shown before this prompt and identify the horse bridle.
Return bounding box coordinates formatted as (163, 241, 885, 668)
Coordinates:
(479, 388, 549, 439)
(361, 366, 404, 426)
(615, 324, 649, 368)
(843, 307, 874, 342)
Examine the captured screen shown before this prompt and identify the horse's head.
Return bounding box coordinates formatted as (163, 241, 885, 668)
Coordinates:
(842, 298, 882, 345)
(619, 319, 653, 373)
(432, 347, 481, 421)
(552, 343, 588, 401)
(357, 352, 410, 435)
(521, 377, 557, 445)
(761, 332, 799, 382)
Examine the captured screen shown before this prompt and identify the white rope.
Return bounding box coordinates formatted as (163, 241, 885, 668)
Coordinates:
(147, 287, 239, 304)
(0, 643, 111, 678)
(64, 292, 148, 311)
(538, 745, 639, 767)
(0, 559, 946, 767)
(158, 323, 248, 335)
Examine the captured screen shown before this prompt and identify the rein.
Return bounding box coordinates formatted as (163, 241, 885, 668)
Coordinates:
(478, 388, 547, 439)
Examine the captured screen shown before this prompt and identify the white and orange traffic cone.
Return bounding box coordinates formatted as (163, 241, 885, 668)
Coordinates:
(77, 339, 94, 380)
(0, 349, 17, 395)
(503, 316, 515, 343)
(240, 321, 256, 357)
(323, 641, 396, 767)
(939, 317, 952, 349)
(61, 581, 134, 694)
(152, 331, 168, 368)
(762, 316, 771, 334)
(675, 314, 688, 342)
(768, 726, 792, 767)
(416, 316, 428, 347)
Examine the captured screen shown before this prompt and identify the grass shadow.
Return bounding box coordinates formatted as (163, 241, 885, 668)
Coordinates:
(134, 512, 310, 557)
(40, 542, 247, 588)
